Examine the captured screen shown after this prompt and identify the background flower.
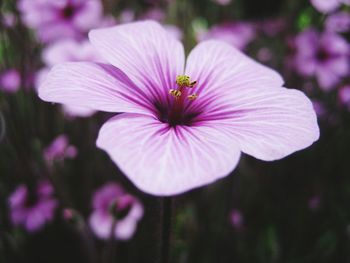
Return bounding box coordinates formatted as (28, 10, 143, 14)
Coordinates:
(293, 28, 349, 90)
(17, 0, 103, 42)
(89, 183, 144, 240)
(8, 181, 58, 232)
(43, 134, 77, 163)
(0, 69, 20, 93)
(199, 22, 256, 50)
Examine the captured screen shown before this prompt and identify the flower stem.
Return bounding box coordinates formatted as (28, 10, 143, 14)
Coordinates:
(161, 197, 173, 263)
(101, 218, 118, 263)
(108, 219, 118, 263)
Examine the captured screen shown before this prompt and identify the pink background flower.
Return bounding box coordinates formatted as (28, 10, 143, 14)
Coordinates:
(18, 0, 103, 42)
(8, 181, 58, 232)
(293, 28, 349, 90)
(89, 183, 144, 240)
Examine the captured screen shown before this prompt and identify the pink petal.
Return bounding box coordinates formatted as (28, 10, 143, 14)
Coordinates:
(311, 0, 340, 13)
(89, 21, 185, 106)
(315, 66, 340, 90)
(8, 185, 28, 208)
(96, 113, 241, 196)
(115, 219, 137, 240)
(209, 88, 319, 160)
(89, 211, 113, 239)
(92, 183, 124, 210)
(39, 62, 156, 115)
(25, 210, 46, 232)
(185, 41, 319, 161)
(184, 40, 283, 114)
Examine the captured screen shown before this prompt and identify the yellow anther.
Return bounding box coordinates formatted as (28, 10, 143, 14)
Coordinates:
(189, 81, 197, 88)
(169, 89, 182, 98)
(188, 93, 198, 100)
(176, 75, 191, 87)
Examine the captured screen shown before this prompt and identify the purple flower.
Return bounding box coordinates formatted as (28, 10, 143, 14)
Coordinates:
(230, 209, 244, 230)
(39, 21, 319, 195)
(42, 39, 103, 66)
(294, 28, 349, 90)
(44, 134, 77, 163)
(338, 85, 350, 111)
(312, 100, 327, 118)
(326, 11, 350, 33)
(0, 69, 20, 93)
(89, 183, 143, 240)
(200, 22, 256, 50)
(18, 0, 103, 43)
(8, 181, 58, 232)
(310, 0, 349, 13)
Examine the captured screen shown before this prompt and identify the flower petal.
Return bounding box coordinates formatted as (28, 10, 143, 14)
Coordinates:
(39, 62, 156, 115)
(184, 40, 283, 113)
(115, 219, 137, 240)
(199, 87, 319, 161)
(185, 40, 319, 161)
(89, 211, 113, 239)
(89, 21, 185, 106)
(96, 113, 241, 196)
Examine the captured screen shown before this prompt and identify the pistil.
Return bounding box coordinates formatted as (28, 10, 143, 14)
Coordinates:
(168, 75, 197, 126)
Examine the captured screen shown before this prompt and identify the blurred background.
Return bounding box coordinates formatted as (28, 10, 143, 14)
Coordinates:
(1, 0, 350, 262)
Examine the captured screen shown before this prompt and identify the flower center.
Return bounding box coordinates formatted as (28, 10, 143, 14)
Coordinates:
(168, 75, 198, 126)
(316, 48, 330, 62)
(25, 191, 39, 208)
(108, 196, 133, 220)
(61, 4, 75, 19)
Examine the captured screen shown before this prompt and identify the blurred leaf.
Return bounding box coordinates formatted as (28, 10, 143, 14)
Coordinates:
(312, 231, 337, 260)
(297, 8, 312, 31)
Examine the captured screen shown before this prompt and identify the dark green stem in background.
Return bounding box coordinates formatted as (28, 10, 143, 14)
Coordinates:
(103, 218, 117, 263)
(161, 197, 173, 263)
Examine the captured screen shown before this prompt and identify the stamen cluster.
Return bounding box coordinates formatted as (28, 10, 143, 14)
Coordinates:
(169, 75, 197, 100)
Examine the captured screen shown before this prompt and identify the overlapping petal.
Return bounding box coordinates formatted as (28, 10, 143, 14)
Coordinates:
(185, 41, 319, 161)
(96, 113, 241, 196)
(89, 20, 185, 106)
(39, 62, 156, 115)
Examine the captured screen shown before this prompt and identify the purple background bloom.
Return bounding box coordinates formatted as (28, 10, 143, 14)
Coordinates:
(18, 0, 103, 42)
(310, 0, 346, 13)
(230, 209, 244, 230)
(0, 69, 21, 93)
(37, 39, 102, 117)
(325, 12, 350, 33)
(8, 181, 58, 232)
(338, 85, 350, 111)
(89, 183, 144, 240)
(293, 28, 349, 90)
(43, 134, 77, 162)
(199, 22, 256, 50)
